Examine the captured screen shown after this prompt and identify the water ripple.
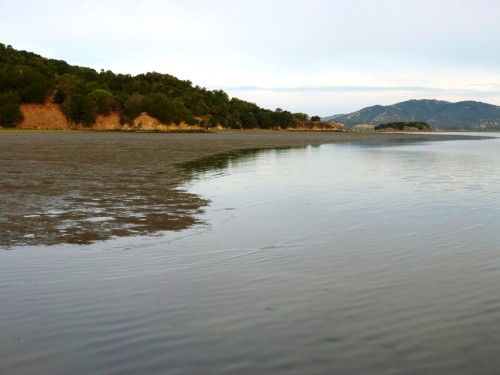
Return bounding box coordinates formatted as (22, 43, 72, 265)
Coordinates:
(2, 134, 500, 374)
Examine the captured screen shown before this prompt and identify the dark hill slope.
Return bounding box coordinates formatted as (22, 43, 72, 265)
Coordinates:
(331, 99, 500, 130)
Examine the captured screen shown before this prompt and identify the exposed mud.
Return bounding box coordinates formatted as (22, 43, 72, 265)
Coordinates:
(1, 131, 440, 247)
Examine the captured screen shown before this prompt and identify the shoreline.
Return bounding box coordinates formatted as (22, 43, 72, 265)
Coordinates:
(0, 131, 459, 247)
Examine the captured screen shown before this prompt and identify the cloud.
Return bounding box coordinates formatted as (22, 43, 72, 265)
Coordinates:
(222, 85, 500, 96)
(223, 84, 500, 116)
(3, 0, 500, 115)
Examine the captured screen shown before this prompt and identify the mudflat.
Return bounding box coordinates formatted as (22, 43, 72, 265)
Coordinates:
(1, 131, 438, 247)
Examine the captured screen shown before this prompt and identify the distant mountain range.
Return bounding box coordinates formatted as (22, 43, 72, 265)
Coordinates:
(323, 99, 500, 130)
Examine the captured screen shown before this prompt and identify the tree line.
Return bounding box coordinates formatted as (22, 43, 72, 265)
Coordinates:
(374, 122, 432, 131)
(0, 43, 319, 129)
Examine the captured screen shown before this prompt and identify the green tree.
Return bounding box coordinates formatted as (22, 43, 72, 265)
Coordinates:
(228, 116, 240, 129)
(54, 73, 82, 103)
(171, 98, 195, 125)
(272, 109, 296, 129)
(256, 110, 273, 129)
(88, 89, 115, 115)
(62, 94, 97, 126)
(0, 92, 23, 127)
(2, 65, 52, 103)
(310, 115, 321, 122)
(50, 59, 72, 75)
(209, 115, 219, 127)
(144, 93, 173, 124)
(293, 112, 309, 121)
(241, 112, 257, 129)
(121, 94, 144, 124)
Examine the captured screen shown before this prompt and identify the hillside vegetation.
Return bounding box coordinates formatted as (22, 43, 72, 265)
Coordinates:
(374, 122, 432, 131)
(0, 44, 317, 130)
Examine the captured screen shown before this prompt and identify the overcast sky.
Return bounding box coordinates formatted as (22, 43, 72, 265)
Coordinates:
(2, 0, 500, 116)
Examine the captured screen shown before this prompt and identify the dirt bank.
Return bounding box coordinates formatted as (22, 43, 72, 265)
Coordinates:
(17, 100, 206, 132)
(1, 131, 443, 247)
(18, 100, 69, 129)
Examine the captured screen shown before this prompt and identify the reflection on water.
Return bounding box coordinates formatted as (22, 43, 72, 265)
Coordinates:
(178, 146, 316, 175)
(179, 147, 265, 173)
(1, 133, 500, 375)
(178, 133, 488, 179)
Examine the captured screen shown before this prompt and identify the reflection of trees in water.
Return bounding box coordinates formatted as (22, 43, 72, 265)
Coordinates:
(179, 146, 315, 174)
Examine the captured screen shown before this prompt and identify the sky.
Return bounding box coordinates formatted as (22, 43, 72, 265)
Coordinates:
(2, 0, 500, 116)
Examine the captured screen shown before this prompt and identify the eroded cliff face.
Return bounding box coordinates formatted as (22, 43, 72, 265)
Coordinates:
(13, 99, 342, 132)
(16, 100, 204, 131)
(120, 112, 204, 132)
(18, 100, 69, 130)
(93, 112, 122, 131)
(290, 121, 343, 131)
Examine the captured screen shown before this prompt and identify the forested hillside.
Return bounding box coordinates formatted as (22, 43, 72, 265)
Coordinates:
(0, 44, 303, 129)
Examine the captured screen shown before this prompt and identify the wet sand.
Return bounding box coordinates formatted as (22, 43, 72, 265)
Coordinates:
(1, 131, 440, 247)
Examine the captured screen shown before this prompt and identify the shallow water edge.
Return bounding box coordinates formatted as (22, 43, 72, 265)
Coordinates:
(1, 131, 456, 247)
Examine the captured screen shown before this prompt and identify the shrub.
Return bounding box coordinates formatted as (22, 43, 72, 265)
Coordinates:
(143, 93, 173, 124)
(121, 94, 145, 124)
(0, 92, 23, 127)
(88, 89, 115, 115)
(62, 94, 97, 126)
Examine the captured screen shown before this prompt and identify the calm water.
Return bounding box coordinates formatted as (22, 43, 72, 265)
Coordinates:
(1, 133, 500, 374)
